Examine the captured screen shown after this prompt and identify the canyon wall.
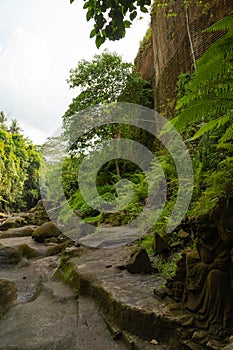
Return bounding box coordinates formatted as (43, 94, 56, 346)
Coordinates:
(135, 0, 233, 113)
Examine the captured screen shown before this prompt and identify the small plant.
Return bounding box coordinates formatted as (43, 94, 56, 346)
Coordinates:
(157, 252, 182, 279)
(140, 233, 154, 255)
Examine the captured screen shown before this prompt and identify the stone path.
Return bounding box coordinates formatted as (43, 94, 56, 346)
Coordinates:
(0, 237, 127, 350)
(1, 231, 232, 350)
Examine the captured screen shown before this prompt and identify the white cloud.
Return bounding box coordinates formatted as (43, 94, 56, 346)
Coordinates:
(0, 27, 52, 89)
(0, 0, 150, 144)
(0, 26, 74, 135)
(20, 121, 49, 145)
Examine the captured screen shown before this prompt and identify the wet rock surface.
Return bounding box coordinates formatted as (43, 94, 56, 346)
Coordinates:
(0, 233, 128, 350)
(0, 278, 17, 316)
(0, 212, 232, 349)
(58, 244, 233, 349)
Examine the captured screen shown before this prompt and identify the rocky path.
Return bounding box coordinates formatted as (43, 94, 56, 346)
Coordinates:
(0, 236, 127, 350)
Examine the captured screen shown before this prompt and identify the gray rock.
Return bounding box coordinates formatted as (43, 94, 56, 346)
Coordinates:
(0, 246, 22, 266)
(154, 233, 170, 256)
(32, 221, 61, 243)
(0, 225, 37, 238)
(0, 279, 17, 317)
(0, 216, 26, 231)
(126, 247, 154, 274)
(0, 244, 39, 267)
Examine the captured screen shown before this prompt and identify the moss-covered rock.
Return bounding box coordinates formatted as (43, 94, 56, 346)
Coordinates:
(0, 243, 39, 266)
(29, 200, 50, 226)
(0, 226, 37, 238)
(0, 216, 26, 231)
(0, 246, 22, 266)
(17, 243, 39, 259)
(0, 279, 17, 317)
(32, 221, 61, 243)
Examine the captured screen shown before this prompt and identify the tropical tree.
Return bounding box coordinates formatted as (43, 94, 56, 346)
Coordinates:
(9, 119, 22, 134)
(57, 50, 154, 219)
(63, 50, 153, 152)
(64, 50, 132, 120)
(0, 123, 42, 212)
(0, 111, 7, 130)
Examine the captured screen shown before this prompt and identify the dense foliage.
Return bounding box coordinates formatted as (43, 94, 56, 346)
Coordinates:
(56, 51, 154, 224)
(63, 50, 153, 150)
(59, 15, 233, 238)
(0, 113, 42, 212)
(172, 15, 233, 214)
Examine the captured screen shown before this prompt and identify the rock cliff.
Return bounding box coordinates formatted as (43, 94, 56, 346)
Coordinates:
(135, 0, 233, 113)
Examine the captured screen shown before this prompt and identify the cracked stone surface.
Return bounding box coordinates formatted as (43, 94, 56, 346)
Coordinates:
(0, 236, 127, 350)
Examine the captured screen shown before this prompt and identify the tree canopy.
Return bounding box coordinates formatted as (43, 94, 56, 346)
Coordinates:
(63, 50, 153, 152)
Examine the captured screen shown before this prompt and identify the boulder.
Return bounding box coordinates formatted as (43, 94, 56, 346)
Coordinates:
(0, 279, 17, 317)
(154, 233, 170, 257)
(32, 221, 61, 243)
(0, 226, 37, 238)
(126, 247, 154, 274)
(17, 244, 39, 259)
(0, 244, 39, 267)
(0, 216, 26, 231)
(0, 246, 22, 266)
(29, 200, 51, 226)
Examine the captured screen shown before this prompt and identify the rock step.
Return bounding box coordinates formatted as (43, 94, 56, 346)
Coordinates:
(57, 246, 194, 349)
(103, 313, 167, 350)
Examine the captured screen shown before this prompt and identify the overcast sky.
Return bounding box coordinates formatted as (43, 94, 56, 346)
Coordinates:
(0, 0, 150, 144)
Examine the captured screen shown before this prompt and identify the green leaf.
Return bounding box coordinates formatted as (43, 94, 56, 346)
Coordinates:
(83, 1, 90, 9)
(124, 20, 132, 28)
(140, 6, 148, 13)
(130, 11, 137, 21)
(95, 35, 105, 48)
(86, 9, 93, 21)
(192, 114, 232, 140)
(204, 15, 233, 33)
(90, 28, 96, 38)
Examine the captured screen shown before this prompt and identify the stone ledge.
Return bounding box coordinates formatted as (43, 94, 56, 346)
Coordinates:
(57, 246, 200, 349)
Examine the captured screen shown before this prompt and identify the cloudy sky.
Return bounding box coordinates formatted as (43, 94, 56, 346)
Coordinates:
(0, 0, 150, 144)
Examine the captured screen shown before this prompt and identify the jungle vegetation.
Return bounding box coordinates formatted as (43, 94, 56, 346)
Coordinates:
(56, 15, 233, 256)
(0, 113, 42, 212)
(1, 12, 232, 272)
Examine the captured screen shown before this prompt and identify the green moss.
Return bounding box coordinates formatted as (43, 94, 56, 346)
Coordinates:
(55, 258, 80, 295)
(140, 233, 154, 255)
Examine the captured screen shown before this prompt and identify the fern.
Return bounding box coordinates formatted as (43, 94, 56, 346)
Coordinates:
(217, 123, 233, 149)
(172, 15, 233, 215)
(173, 16, 233, 148)
(204, 15, 233, 32)
(192, 113, 232, 140)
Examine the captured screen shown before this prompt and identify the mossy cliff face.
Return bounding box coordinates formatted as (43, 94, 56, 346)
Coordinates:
(135, 0, 233, 112)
